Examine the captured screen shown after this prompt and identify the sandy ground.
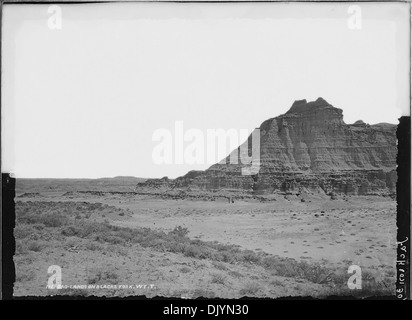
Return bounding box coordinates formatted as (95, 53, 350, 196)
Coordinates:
(109, 196, 396, 270)
(12, 187, 397, 298)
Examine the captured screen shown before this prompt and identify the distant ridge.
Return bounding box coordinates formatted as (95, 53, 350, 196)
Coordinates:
(96, 176, 147, 182)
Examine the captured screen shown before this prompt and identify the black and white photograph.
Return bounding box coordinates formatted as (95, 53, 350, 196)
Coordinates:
(1, 0, 410, 302)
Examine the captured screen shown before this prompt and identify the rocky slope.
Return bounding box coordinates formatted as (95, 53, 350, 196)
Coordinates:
(139, 98, 397, 196)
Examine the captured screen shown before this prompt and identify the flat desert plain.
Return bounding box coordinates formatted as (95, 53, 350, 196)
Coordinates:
(13, 179, 396, 298)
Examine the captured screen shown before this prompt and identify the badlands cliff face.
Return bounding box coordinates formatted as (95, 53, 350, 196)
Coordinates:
(142, 98, 397, 196)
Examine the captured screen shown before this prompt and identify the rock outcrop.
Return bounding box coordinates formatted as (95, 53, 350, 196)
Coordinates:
(139, 98, 397, 196)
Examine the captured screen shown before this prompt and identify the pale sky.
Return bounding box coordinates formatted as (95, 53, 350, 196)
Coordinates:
(2, 2, 410, 179)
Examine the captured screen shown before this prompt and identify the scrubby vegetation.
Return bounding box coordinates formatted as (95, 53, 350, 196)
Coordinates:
(239, 281, 261, 296)
(14, 200, 395, 297)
